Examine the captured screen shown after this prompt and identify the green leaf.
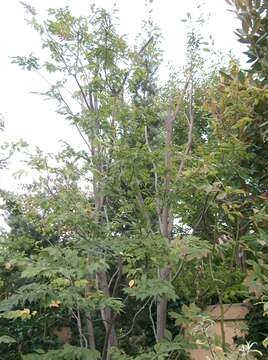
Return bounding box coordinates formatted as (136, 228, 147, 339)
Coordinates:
(164, 329, 172, 341)
(154, 341, 182, 354)
(171, 236, 212, 261)
(0, 335, 17, 344)
(23, 345, 100, 360)
(124, 275, 177, 301)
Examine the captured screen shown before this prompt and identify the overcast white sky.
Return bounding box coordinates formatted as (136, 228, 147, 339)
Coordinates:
(0, 0, 245, 193)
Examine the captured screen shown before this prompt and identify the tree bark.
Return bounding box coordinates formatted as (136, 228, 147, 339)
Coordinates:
(96, 270, 118, 355)
(156, 79, 192, 341)
(156, 266, 170, 341)
(156, 101, 175, 341)
(86, 312, 96, 349)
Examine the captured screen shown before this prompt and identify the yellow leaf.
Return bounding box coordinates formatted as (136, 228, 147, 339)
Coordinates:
(5, 262, 11, 270)
(49, 300, 61, 308)
(263, 337, 268, 348)
(128, 280, 135, 288)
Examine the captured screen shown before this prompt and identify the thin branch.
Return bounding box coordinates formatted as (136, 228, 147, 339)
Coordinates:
(115, 36, 154, 96)
(74, 74, 93, 112)
(192, 195, 210, 234)
(72, 308, 88, 348)
(74, 122, 93, 155)
(34, 71, 93, 157)
(149, 298, 157, 342)
(171, 258, 185, 283)
(56, 90, 93, 155)
(36, 32, 95, 157)
(135, 179, 152, 231)
(108, 267, 119, 290)
(177, 79, 194, 177)
(165, 77, 190, 129)
(118, 297, 152, 340)
(111, 261, 122, 297)
(160, 78, 190, 237)
(144, 125, 161, 217)
(43, 158, 56, 199)
(104, 205, 109, 225)
(46, 30, 94, 114)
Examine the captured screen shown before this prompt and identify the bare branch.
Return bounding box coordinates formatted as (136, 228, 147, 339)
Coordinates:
(118, 297, 152, 339)
(144, 125, 161, 210)
(108, 267, 119, 290)
(115, 36, 154, 96)
(149, 298, 157, 342)
(111, 261, 122, 297)
(177, 80, 194, 176)
(57, 90, 93, 155)
(171, 258, 185, 283)
(74, 74, 94, 112)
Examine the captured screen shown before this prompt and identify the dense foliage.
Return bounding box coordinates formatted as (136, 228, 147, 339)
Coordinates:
(0, 1, 267, 359)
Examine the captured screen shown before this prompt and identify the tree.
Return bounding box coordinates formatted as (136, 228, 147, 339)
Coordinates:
(5, 3, 216, 358)
(228, 0, 268, 82)
(0, 1, 267, 359)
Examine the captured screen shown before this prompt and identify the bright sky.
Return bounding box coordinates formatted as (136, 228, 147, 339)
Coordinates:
(0, 0, 245, 193)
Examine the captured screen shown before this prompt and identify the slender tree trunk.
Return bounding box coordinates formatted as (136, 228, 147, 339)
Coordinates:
(86, 279, 96, 350)
(85, 269, 96, 349)
(86, 312, 96, 349)
(156, 103, 174, 341)
(156, 78, 192, 341)
(96, 271, 118, 352)
(157, 210, 172, 341)
(156, 265, 170, 340)
(90, 100, 118, 357)
(76, 309, 85, 348)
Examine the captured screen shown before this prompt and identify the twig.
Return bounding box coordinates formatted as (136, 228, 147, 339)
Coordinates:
(111, 261, 122, 297)
(108, 268, 119, 290)
(171, 258, 185, 283)
(144, 125, 161, 218)
(118, 297, 152, 339)
(177, 79, 194, 177)
(149, 297, 157, 342)
(115, 36, 154, 96)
